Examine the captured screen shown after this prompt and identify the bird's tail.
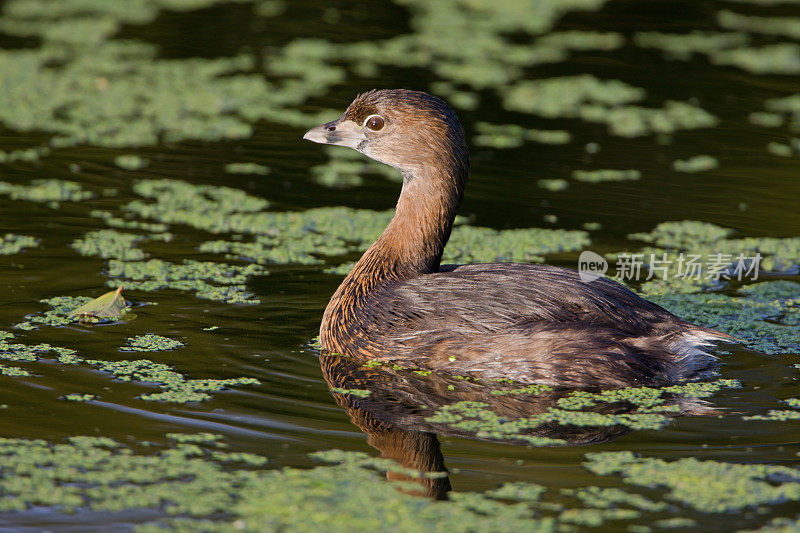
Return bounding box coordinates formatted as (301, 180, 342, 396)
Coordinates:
(686, 325, 741, 344)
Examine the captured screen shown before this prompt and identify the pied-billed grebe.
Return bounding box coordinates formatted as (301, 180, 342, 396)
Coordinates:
(304, 89, 734, 387)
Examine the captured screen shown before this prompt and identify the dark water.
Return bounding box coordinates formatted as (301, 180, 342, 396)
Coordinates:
(1, 0, 800, 531)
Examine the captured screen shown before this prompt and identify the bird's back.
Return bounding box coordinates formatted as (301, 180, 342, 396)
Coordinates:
(323, 263, 728, 387)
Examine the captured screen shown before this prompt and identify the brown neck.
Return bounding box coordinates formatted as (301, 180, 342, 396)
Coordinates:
(347, 163, 465, 288)
(320, 139, 468, 352)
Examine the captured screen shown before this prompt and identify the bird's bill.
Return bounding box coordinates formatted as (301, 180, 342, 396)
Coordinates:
(303, 118, 366, 149)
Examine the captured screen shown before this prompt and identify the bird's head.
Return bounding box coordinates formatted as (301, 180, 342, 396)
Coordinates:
(304, 89, 468, 181)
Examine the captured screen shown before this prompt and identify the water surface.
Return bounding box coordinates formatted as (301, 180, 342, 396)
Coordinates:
(1, 0, 799, 531)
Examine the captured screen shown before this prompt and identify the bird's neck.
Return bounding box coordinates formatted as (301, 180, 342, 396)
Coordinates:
(349, 163, 465, 287)
(320, 150, 468, 353)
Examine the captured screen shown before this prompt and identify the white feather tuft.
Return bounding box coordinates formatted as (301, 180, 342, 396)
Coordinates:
(665, 332, 720, 381)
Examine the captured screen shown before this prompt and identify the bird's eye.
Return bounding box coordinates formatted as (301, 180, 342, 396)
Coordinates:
(364, 115, 385, 131)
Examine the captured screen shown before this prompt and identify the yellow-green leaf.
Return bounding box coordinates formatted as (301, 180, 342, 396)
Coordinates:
(68, 286, 128, 322)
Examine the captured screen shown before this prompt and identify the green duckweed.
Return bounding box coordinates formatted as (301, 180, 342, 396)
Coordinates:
(710, 44, 800, 75)
(426, 398, 668, 444)
(130, 179, 270, 219)
(749, 112, 784, 127)
(430, 85, 479, 110)
(526, 129, 572, 144)
(580, 101, 719, 137)
(620, 220, 800, 294)
(767, 139, 799, 157)
(311, 146, 400, 187)
(536, 31, 624, 51)
(783, 398, 800, 408)
(87, 358, 260, 403)
(200, 236, 342, 266)
(633, 31, 750, 59)
(71, 229, 160, 261)
(537, 179, 569, 191)
(562, 486, 667, 512)
(7, 426, 800, 532)
(584, 452, 800, 513)
(224, 162, 270, 175)
(767, 142, 792, 157)
(0, 434, 593, 531)
(121, 334, 185, 352)
(655, 517, 698, 528)
(0, 332, 79, 365)
(503, 75, 646, 118)
(557, 379, 740, 411)
(628, 220, 732, 247)
(190, 204, 394, 265)
(121, 179, 588, 271)
(443, 226, 590, 264)
(486, 482, 546, 502)
(558, 508, 640, 527)
(90, 210, 169, 232)
(654, 281, 800, 355)
(764, 94, 800, 130)
(255, 0, 284, 17)
(0, 234, 38, 255)
(672, 155, 719, 173)
(0, 364, 31, 377)
(0, 434, 256, 515)
(717, 10, 800, 40)
(746, 517, 800, 533)
(0, 179, 94, 207)
(0, 0, 259, 43)
(743, 410, 800, 421)
(0, 0, 347, 147)
(2, 327, 258, 402)
(114, 155, 149, 170)
(64, 393, 96, 402)
(228, 451, 556, 532)
(572, 169, 641, 182)
(166, 433, 224, 445)
(0, 145, 51, 163)
(313, 0, 613, 98)
(0, 44, 268, 147)
(13, 296, 92, 330)
(442, 407, 612, 441)
(428, 379, 740, 445)
(324, 262, 356, 276)
(473, 122, 571, 149)
(106, 259, 266, 304)
(765, 93, 800, 115)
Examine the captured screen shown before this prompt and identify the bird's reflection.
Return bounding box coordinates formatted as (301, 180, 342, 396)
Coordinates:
(320, 352, 718, 499)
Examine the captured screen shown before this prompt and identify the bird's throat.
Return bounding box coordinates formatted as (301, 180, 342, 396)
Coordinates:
(355, 165, 463, 285)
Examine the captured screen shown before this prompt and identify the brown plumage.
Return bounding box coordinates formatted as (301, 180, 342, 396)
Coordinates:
(304, 89, 735, 388)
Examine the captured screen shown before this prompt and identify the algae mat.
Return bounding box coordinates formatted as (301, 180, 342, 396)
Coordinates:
(1, 0, 800, 531)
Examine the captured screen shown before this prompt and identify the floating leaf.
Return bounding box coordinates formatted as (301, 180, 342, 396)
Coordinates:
(68, 286, 129, 324)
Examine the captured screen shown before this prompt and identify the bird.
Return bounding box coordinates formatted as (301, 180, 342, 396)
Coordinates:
(303, 89, 734, 388)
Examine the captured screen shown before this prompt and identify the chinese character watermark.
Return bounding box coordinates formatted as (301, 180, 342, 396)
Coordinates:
(578, 252, 762, 283)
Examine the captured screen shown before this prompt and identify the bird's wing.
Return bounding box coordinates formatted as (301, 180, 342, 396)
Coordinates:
(374, 263, 680, 337)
